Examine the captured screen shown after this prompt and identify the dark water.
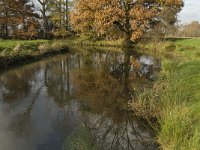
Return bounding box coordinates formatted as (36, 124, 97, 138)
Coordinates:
(0, 49, 161, 150)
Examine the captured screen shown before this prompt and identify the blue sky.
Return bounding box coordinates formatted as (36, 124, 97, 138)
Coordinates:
(178, 0, 200, 23)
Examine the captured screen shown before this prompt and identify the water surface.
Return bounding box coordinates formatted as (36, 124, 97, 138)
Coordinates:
(0, 49, 161, 150)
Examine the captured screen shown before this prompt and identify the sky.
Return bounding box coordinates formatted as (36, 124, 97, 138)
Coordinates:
(178, 0, 200, 24)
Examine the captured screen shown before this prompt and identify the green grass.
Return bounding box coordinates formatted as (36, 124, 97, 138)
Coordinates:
(130, 38, 200, 149)
(172, 38, 200, 60)
(157, 60, 200, 150)
(144, 38, 200, 60)
(130, 60, 200, 150)
(0, 40, 70, 68)
(0, 39, 47, 51)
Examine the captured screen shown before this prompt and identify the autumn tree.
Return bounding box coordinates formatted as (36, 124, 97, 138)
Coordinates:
(71, 0, 183, 46)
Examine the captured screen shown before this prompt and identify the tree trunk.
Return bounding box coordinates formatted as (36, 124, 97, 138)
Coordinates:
(44, 16, 49, 39)
(65, 0, 69, 30)
(4, 12, 8, 38)
(123, 34, 134, 48)
(42, 3, 49, 39)
(123, 4, 134, 48)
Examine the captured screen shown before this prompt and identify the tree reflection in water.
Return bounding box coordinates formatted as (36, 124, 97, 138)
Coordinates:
(0, 65, 40, 103)
(69, 50, 160, 150)
(44, 57, 72, 107)
(81, 111, 158, 150)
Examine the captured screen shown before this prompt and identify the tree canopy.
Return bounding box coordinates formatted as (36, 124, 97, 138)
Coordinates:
(70, 0, 183, 45)
(0, 0, 183, 41)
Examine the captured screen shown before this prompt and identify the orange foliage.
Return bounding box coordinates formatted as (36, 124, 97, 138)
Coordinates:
(70, 0, 183, 43)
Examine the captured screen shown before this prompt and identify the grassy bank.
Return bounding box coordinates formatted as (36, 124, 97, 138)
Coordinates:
(0, 39, 47, 51)
(0, 40, 70, 68)
(130, 38, 200, 149)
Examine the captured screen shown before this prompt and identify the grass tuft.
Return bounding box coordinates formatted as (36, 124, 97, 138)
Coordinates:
(63, 126, 99, 150)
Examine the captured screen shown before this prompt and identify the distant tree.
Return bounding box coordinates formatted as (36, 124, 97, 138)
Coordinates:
(13, 0, 39, 39)
(50, 0, 71, 38)
(180, 21, 200, 37)
(70, 0, 183, 46)
(0, 0, 39, 39)
(34, 0, 52, 39)
(0, 0, 16, 38)
(0, 0, 3, 37)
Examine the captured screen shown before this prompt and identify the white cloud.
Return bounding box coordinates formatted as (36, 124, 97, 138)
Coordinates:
(178, 0, 200, 23)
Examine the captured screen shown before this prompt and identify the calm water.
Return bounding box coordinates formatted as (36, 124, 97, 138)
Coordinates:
(0, 49, 161, 150)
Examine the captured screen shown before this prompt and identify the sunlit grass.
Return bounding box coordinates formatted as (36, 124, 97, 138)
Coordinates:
(0, 40, 70, 68)
(0, 39, 47, 51)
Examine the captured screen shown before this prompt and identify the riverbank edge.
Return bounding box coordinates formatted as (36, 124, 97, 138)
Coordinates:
(0, 37, 176, 69)
(129, 38, 200, 149)
(0, 40, 72, 69)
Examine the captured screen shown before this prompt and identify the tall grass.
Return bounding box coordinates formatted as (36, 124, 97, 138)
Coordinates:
(157, 60, 200, 150)
(129, 41, 200, 149)
(133, 60, 200, 149)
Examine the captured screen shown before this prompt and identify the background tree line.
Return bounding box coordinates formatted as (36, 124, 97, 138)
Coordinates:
(0, 0, 184, 41)
(176, 21, 200, 37)
(0, 0, 71, 39)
